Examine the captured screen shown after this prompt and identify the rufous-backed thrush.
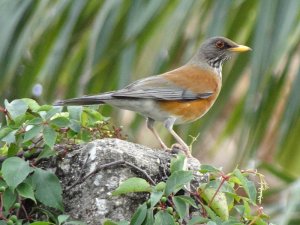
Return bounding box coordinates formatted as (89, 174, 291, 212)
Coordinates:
(55, 37, 251, 157)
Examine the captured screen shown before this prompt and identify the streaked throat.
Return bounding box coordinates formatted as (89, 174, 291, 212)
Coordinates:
(208, 58, 223, 78)
(207, 55, 229, 78)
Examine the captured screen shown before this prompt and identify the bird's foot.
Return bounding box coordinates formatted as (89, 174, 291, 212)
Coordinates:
(170, 143, 192, 158)
(160, 143, 192, 158)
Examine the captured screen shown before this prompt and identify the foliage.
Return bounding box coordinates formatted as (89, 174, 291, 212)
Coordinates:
(0, 0, 299, 173)
(107, 154, 271, 225)
(0, 98, 124, 224)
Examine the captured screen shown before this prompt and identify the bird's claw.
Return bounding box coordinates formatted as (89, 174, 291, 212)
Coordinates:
(170, 143, 192, 158)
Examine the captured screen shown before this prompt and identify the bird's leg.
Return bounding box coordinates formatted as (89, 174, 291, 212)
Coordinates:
(164, 118, 192, 158)
(146, 118, 168, 150)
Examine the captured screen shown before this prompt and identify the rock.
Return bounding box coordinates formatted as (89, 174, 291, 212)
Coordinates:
(54, 138, 202, 224)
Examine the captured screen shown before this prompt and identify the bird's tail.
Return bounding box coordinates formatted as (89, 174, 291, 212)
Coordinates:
(54, 93, 113, 106)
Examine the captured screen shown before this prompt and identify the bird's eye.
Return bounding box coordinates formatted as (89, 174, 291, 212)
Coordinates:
(215, 40, 225, 49)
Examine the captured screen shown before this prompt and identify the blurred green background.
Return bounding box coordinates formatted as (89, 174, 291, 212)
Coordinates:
(0, 0, 299, 223)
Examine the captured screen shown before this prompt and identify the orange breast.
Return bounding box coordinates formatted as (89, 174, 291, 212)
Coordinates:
(158, 65, 221, 123)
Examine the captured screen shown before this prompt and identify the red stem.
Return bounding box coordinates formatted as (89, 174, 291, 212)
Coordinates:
(208, 174, 229, 207)
(0, 106, 12, 121)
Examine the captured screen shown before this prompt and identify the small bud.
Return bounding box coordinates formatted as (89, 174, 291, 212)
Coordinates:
(167, 207, 173, 214)
(10, 215, 18, 222)
(161, 196, 167, 203)
(0, 186, 6, 192)
(13, 203, 21, 209)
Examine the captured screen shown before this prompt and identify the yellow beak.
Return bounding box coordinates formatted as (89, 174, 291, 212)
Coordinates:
(229, 45, 252, 52)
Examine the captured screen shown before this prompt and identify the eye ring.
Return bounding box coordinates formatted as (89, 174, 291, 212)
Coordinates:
(215, 40, 225, 49)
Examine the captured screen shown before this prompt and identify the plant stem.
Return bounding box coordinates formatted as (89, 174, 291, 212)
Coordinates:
(208, 174, 229, 207)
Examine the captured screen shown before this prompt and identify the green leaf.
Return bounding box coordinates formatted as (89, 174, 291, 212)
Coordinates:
(253, 217, 269, 225)
(68, 106, 82, 121)
(150, 191, 163, 207)
(205, 180, 236, 210)
(154, 181, 166, 192)
(187, 216, 210, 225)
(14, 113, 34, 127)
(44, 107, 63, 120)
(82, 107, 103, 126)
(233, 169, 257, 204)
(234, 205, 245, 217)
(172, 195, 188, 219)
(104, 220, 117, 225)
(170, 153, 186, 173)
(0, 179, 7, 187)
(37, 105, 53, 112)
(112, 177, 151, 195)
(69, 119, 81, 132)
(80, 129, 91, 142)
(207, 222, 218, 225)
(0, 127, 16, 144)
(32, 168, 63, 211)
(165, 170, 193, 196)
(0, 144, 8, 155)
(58, 215, 69, 225)
(203, 205, 221, 222)
(50, 117, 70, 127)
(173, 195, 198, 208)
(37, 145, 56, 160)
(205, 180, 235, 194)
(23, 125, 42, 142)
(130, 203, 147, 225)
(143, 208, 154, 225)
(29, 222, 53, 225)
(199, 165, 221, 174)
(43, 125, 57, 148)
(104, 220, 129, 225)
(4, 99, 28, 120)
(222, 220, 245, 225)
(27, 117, 43, 125)
(64, 221, 88, 225)
(7, 143, 19, 156)
(0, 127, 13, 139)
(17, 182, 36, 203)
(153, 211, 176, 225)
(199, 187, 229, 220)
(1, 157, 32, 190)
(246, 181, 257, 204)
(3, 188, 17, 211)
(22, 98, 40, 112)
(242, 199, 251, 217)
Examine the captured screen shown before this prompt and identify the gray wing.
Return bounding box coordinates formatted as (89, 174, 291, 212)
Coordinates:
(111, 76, 213, 100)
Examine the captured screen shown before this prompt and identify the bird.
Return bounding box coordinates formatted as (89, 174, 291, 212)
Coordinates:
(55, 37, 251, 157)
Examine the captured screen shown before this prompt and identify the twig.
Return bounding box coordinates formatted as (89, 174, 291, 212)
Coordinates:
(16, 196, 21, 218)
(0, 194, 4, 219)
(65, 160, 125, 191)
(248, 207, 263, 225)
(78, 153, 91, 179)
(65, 159, 156, 191)
(124, 161, 155, 185)
(31, 136, 44, 146)
(189, 184, 207, 218)
(21, 203, 30, 221)
(208, 174, 229, 207)
(0, 106, 12, 122)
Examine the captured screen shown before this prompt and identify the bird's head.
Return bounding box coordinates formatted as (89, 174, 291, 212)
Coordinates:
(197, 36, 251, 69)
